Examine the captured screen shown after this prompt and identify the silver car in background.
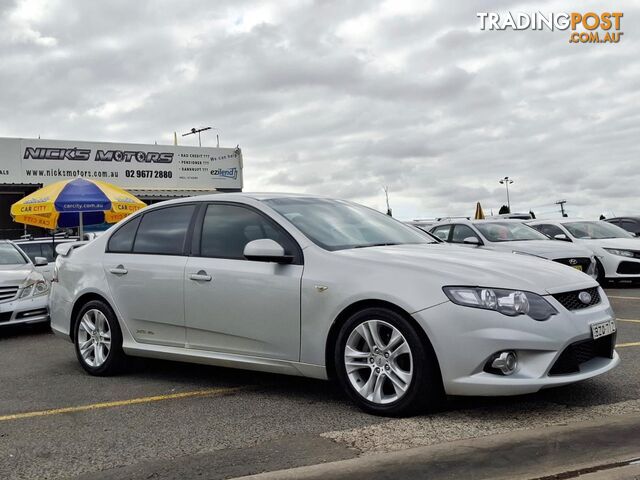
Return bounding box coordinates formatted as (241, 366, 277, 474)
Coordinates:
(430, 219, 598, 279)
(0, 241, 50, 327)
(50, 194, 618, 416)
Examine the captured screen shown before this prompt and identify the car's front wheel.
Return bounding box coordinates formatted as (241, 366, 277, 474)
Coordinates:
(74, 300, 125, 376)
(334, 307, 443, 416)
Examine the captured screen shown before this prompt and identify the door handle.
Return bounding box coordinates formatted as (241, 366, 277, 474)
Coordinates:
(189, 270, 212, 282)
(109, 265, 128, 275)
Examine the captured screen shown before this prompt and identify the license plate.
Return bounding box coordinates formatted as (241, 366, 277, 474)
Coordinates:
(572, 265, 583, 272)
(591, 319, 616, 340)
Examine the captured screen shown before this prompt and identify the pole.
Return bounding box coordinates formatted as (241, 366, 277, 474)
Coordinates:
(79, 212, 83, 240)
(505, 182, 511, 211)
(198, 131, 201, 147)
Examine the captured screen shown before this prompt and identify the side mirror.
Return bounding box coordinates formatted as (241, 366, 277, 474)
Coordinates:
(554, 234, 571, 242)
(34, 256, 48, 266)
(243, 239, 294, 264)
(463, 236, 481, 246)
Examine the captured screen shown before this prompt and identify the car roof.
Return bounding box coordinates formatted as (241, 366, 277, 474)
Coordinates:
(434, 218, 526, 226)
(528, 218, 590, 225)
(606, 216, 640, 221)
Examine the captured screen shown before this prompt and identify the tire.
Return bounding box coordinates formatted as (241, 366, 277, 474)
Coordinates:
(74, 299, 126, 376)
(334, 307, 443, 417)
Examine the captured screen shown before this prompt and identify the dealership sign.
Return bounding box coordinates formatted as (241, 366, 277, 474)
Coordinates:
(0, 137, 243, 190)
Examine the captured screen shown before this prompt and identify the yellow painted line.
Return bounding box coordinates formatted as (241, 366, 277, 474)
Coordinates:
(617, 342, 640, 348)
(608, 296, 640, 301)
(618, 318, 640, 324)
(0, 387, 244, 422)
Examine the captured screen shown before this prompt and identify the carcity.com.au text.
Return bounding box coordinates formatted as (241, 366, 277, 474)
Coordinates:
(477, 12, 623, 44)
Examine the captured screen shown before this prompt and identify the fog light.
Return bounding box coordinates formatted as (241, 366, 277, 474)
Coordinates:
(490, 351, 518, 375)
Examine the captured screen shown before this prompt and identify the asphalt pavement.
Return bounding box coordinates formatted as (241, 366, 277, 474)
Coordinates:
(0, 286, 638, 480)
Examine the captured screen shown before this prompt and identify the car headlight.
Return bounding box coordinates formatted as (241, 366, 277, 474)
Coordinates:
(443, 286, 558, 321)
(19, 274, 50, 299)
(603, 248, 636, 258)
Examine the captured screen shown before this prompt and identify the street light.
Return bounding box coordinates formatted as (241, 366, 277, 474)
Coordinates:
(182, 126, 213, 147)
(499, 176, 514, 211)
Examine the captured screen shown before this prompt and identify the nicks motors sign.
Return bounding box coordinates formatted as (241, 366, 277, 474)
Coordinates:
(0, 137, 243, 190)
(24, 146, 174, 163)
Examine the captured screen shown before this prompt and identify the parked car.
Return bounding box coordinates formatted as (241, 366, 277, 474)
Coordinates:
(0, 240, 49, 327)
(429, 219, 597, 279)
(605, 217, 640, 237)
(14, 233, 99, 280)
(528, 219, 640, 283)
(405, 219, 437, 231)
(50, 194, 618, 416)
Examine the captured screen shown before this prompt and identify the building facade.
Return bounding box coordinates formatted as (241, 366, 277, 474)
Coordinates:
(0, 137, 243, 238)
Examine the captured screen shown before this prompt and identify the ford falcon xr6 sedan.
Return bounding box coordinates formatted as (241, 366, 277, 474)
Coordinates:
(50, 194, 619, 416)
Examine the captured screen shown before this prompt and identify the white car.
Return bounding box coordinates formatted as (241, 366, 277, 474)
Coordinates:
(0, 241, 50, 326)
(50, 194, 618, 416)
(528, 219, 640, 283)
(430, 219, 598, 279)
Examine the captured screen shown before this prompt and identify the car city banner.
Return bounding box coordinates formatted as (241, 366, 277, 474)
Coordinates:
(0, 138, 243, 190)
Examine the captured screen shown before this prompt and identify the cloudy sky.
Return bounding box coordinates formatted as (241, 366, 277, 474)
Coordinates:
(0, 0, 637, 220)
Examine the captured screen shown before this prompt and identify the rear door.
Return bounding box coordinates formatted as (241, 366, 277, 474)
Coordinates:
(184, 203, 303, 360)
(103, 204, 197, 347)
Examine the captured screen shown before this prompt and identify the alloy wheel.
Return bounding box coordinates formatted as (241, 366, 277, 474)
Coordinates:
(77, 309, 112, 368)
(344, 319, 414, 404)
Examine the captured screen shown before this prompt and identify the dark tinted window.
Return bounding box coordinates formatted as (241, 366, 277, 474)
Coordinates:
(200, 204, 295, 259)
(133, 205, 195, 255)
(108, 216, 141, 253)
(40, 243, 55, 262)
(534, 223, 565, 238)
(622, 220, 640, 234)
(18, 243, 41, 262)
(430, 225, 451, 241)
(451, 225, 477, 243)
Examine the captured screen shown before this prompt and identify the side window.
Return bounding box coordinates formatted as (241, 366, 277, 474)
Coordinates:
(538, 224, 565, 238)
(199, 204, 296, 260)
(40, 243, 55, 263)
(108, 216, 141, 253)
(430, 225, 451, 241)
(622, 220, 640, 235)
(18, 244, 41, 262)
(133, 205, 196, 255)
(451, 224, 478, 243)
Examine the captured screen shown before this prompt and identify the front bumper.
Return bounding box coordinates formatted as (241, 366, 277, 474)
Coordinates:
(600, 254, 640, 279)
(0, 294, 49, 326)
(413, 288, 619, 396)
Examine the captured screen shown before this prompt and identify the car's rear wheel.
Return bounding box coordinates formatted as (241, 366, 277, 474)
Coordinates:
(74, 300, 125, 376)
(334, 307, 443, 417)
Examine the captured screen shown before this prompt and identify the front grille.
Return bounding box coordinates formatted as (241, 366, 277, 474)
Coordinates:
(554, 257, 592, 272)
(617, 261, 640, 275)
(0, 286, 19, 302)
(0, 311, 13, 323)
(549, 335, 615, 376)
(552, 287, 600, 311)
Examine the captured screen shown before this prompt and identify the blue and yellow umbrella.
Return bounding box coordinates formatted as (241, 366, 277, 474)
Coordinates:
(11, 177, 146, 233)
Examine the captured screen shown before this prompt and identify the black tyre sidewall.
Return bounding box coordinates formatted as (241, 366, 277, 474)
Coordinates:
(334, 307, 442, 417)
(74, 299, 125, 376)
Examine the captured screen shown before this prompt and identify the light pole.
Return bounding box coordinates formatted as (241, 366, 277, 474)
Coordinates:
(182, 126, 213, 147)
(499, 176, 514, 212)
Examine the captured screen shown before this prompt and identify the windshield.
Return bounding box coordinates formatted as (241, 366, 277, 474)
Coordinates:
(263, 197, 433, 250)
(564, 221, 634, 239)
(475, 222, 549, 242)
(0, 243, 28, 265)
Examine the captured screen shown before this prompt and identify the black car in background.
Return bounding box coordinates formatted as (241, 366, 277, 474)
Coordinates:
(606, 217, 640, 236)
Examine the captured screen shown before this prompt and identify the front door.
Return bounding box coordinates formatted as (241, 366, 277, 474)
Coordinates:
(184, 203, 303, 361)
(103, 204, 197, 347)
